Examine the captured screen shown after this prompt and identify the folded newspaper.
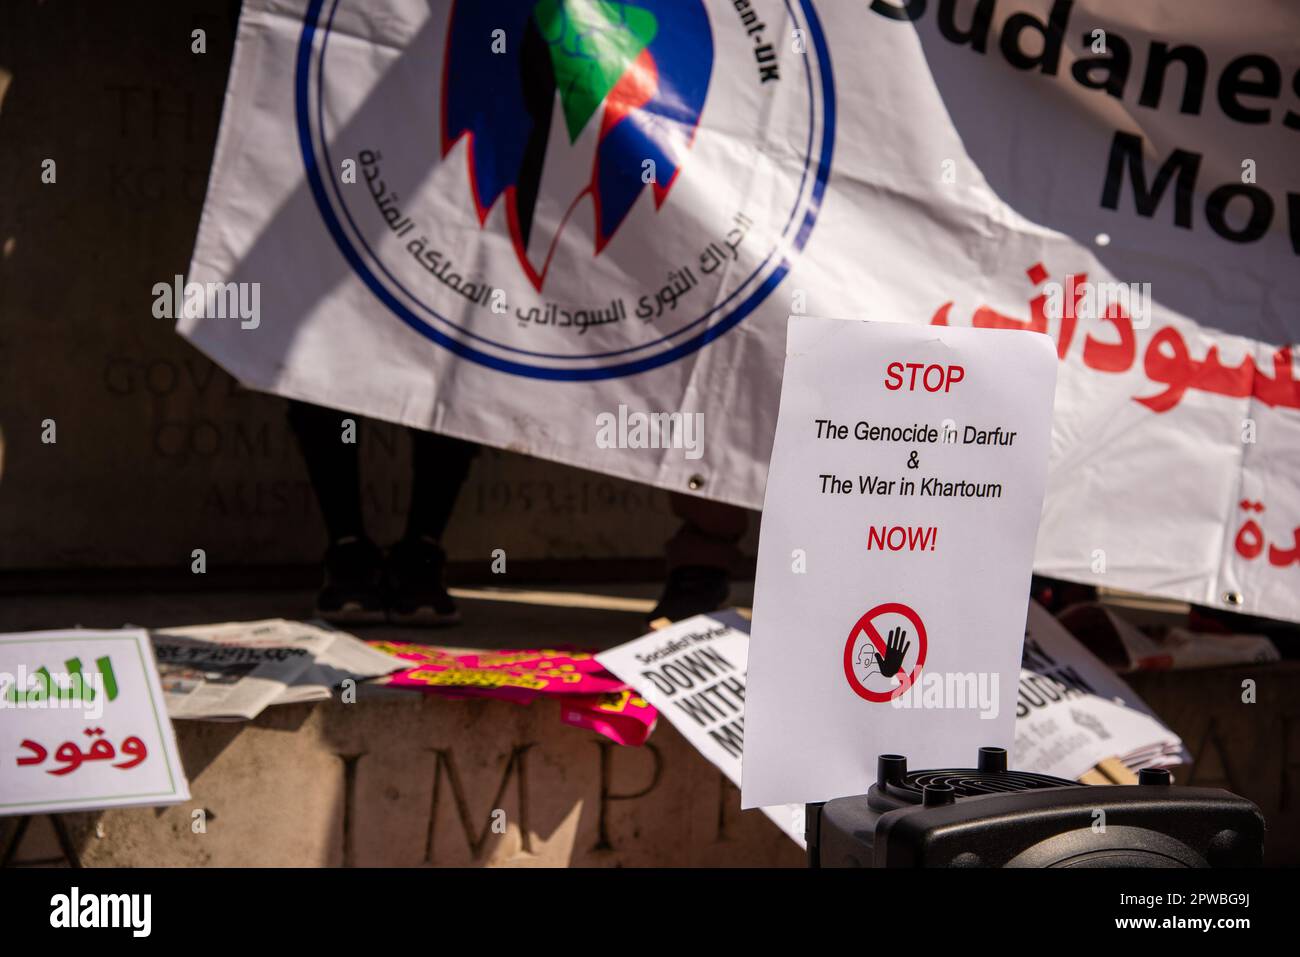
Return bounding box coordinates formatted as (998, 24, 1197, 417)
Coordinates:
(151, 619, 403, 720)
(1016, 602, 1189, 779)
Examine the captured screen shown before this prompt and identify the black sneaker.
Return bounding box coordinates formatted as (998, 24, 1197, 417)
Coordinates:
(385, 535, 460, 626)
(647, 565, 730, 624)
(315, 536, 386, 624)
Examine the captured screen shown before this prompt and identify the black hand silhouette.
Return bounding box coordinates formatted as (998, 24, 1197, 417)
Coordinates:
(874, 627, 911, 678)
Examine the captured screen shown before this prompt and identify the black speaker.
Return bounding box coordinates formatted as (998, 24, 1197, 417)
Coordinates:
(807, 748, 1264, 868)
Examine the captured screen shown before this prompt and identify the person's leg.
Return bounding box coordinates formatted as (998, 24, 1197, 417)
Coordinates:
(385, 430, 480, 625)
(404, 431, 479, 543)
(649, 492, 750, 622)
(286, 399, 385, 621)
(287, 399, 365, 540)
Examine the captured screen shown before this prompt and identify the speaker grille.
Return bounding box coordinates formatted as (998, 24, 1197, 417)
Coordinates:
(892, 769, 1077, 801)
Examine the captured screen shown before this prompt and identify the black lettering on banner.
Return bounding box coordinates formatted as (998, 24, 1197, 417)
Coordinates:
(864, 1, 1300, 254)
(1100, 131, 1199, 228)
(1205, 183, 1273, 243)
(937, 0, 993, 54)
(1218, 53, 1282, 125)
(869, 0, 925, 22)
(1071, 30, 1130, 98)
(1139, 43, 1207, 114)
(998, 0, 1070, 75)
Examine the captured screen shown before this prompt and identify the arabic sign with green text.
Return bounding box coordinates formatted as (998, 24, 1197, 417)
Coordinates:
(1, 630, 189, 816)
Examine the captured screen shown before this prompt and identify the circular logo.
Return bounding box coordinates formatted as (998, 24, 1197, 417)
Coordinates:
(295, 0, 835, 379)
(842, 602, 929, 703)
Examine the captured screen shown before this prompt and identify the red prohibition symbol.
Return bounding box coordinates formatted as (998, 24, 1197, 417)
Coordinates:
(842, 602, 928, 703)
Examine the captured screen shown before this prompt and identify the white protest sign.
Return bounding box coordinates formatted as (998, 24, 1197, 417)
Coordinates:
(742, 317, 1056, 808)
(1015, 600, 1187, 779)
(1014, 674, 1182, 780)
(0, 630, 190, 816)
(596, 612, 804, 847)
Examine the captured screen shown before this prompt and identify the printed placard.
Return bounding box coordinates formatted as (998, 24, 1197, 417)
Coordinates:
(1, 629, 190, 815)
(1015, 601, 1187, 779)
(597, 612, 804, 846)
(742, 317, 1056, 808)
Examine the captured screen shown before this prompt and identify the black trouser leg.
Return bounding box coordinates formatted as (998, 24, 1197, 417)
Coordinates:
(286, 399, 366, 543)
(404, 431, 479, 542)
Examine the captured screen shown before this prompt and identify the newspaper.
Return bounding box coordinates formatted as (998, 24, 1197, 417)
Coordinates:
(152, 619, 401, 720)
(270, 624, 409, 706)
(1016, 602, 1188, 780)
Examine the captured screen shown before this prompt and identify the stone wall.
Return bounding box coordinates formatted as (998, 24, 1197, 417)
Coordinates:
(1129, 661, 1300, 867)
(0, 1, 757, 572)
(1, 693, 803, 868)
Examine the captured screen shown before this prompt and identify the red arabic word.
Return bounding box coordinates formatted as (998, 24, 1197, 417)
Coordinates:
(931, 263, 1300, 414)
(16, 727, 148, 775)
(1233, 500, 1300, 568)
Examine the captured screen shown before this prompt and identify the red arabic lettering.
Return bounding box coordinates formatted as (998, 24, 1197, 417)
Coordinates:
(931, 262, 1300, 414)
(1082, 304, 1136, 374)
(1233, 500, 1300, 568)
(1267, 528, 1300, 568)
(1234, 517, 1265, 561)
(13, 728, 149, 775)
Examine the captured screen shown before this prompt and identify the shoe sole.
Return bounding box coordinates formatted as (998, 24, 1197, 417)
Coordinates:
(387, 607, 462, 628)
(315, 603, 388, 625)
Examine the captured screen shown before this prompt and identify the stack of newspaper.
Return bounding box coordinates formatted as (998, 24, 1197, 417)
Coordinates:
(151, 619, 404, 721)
(1016, 602, 1189, 779)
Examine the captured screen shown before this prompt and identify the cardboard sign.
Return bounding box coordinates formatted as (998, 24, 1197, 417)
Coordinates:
(742, 318, 1056, 808)
(0, 630, 190, 816)
(597, 612, 803, 847)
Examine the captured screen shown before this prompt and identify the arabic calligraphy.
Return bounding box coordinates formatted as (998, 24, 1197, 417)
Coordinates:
(17, 727, 149, 776)
(930, 262, 1300, 414)
(636, 268, 699, 322)
(635, 213, 754, 323)
(359, 150, 761, 341)
(360, 149, 500, 311)
(1233, 499, 1300, 568)
(359, 149, 415, 238)
(3, 655, 118, 704)
(698, 212, 754, 275)
(404, 234, 497, 309)
(514, 298, 626, 334)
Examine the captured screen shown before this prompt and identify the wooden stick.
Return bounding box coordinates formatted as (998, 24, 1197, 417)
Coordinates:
(1078, 756, 1139, 785)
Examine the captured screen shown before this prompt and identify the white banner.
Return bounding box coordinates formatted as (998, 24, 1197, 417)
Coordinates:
(183, 0, 1300, 621)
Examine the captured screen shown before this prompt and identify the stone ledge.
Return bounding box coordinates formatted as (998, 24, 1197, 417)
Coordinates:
(1, 693, 802, 868)
(4, 634, 1295, 866)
